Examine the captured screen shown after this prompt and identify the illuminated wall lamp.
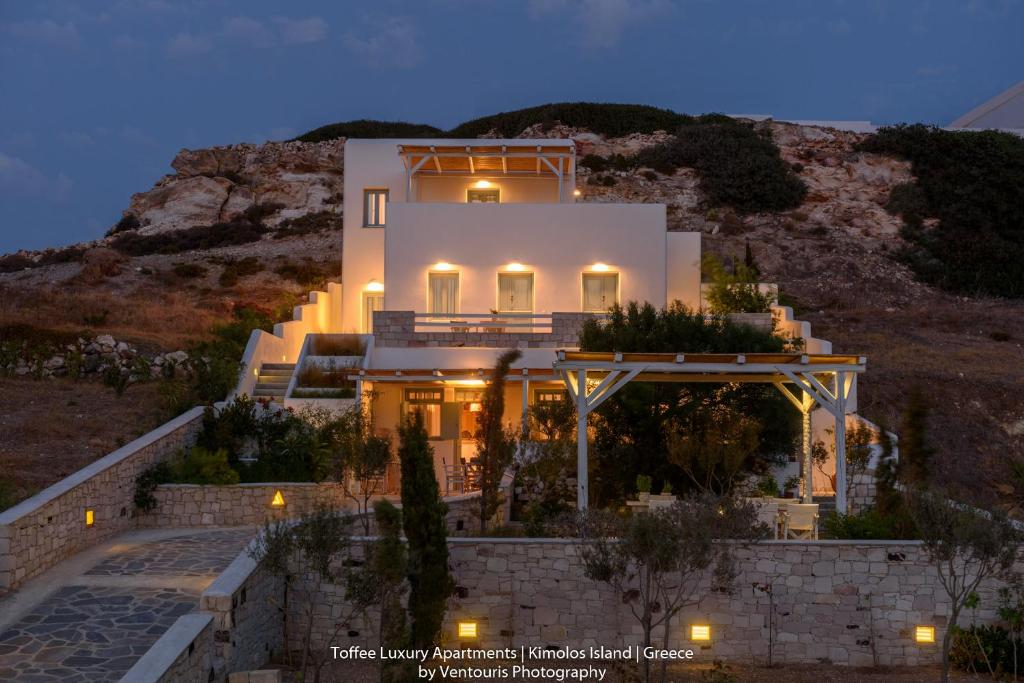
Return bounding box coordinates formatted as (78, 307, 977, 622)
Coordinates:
(915, 625, 935, 644)
(365, 280, 385, 293)
(591, 262, 611, 272)
(505, 262, 526, 272)
(85, 509, 95, 527)
(432, 262, 455, 271)
(573, 189, 582, 197)
(270, 490, 286, 508)
(690, 624, 711, 642)
(457, 621, 478, 639)
(473, 180, 492, 189)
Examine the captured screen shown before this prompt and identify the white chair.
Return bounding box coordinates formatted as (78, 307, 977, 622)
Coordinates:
(783, 503, 819, 540)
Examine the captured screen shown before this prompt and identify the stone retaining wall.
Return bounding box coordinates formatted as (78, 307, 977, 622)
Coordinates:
(118, 613, 214, 683)
(0, 406, 205, 591)
(300, 538, 1009, 667)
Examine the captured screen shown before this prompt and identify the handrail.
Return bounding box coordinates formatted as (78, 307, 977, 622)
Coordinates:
(413, 312, 552, 319)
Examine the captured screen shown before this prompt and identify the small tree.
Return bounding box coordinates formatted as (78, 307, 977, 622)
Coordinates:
(475, 349, 522, 532)
(518, 399, 577, 530)
(810, 422, 876, 511)
(665, 404, 762, 493)
(398, 410, 454, 649)
(332, 403, 393, 535)
(701, 252, 774, 315)
(905, 489, 1020, 683)
(249, 508, 366, 683)
(579, 493, 765, 683)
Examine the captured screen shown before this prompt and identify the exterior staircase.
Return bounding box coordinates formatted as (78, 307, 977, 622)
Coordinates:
(252, 363, 294, 403)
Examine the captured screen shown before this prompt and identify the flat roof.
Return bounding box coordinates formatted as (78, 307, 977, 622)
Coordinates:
(397, 140, 574, 177)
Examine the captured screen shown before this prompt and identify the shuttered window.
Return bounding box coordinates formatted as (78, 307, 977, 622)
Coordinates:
(363, 189, 388, 227)
(497, 273, 534, 313)
(582, 273, 618, 312)
(428, 272, 459, 315)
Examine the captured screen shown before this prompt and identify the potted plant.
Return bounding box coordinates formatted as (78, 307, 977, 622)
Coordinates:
(635, 474, 652, 502)
(783, 475, 802, 499)
(755, 474, 780, 499)
(649, 481, 677, 508)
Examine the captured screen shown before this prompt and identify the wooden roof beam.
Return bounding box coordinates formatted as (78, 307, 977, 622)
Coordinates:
(466, 146, 475, 174)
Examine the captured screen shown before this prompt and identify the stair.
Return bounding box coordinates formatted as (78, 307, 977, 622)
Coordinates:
(252, 363, 294, 403)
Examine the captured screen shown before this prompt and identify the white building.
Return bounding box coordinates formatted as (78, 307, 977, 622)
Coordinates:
(235, 138, 866, 512)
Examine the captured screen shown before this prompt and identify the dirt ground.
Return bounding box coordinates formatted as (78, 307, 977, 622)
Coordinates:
(0, 376, 171, 506)
(314, 659, 985, 682)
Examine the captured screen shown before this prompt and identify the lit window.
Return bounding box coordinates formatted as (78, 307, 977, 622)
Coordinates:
(497, 273, 534, 313)
(534, 389, 567, 404)
(582, 272, 619, 312)
(405, 389, 443, 437)
(467, 188, 499, 203)
(363, 189, 388, 227)
(428, 272, 460, 315)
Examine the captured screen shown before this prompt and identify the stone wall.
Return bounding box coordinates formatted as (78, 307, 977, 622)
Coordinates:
(0, 406, 205, 591)
(118, 613, 215, 683)
(300, 538, 1011, 667)
(201, 541, 287, 676)
(372, 311, 600, 348)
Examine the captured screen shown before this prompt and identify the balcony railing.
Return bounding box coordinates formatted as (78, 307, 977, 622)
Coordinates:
(413, 312, 554, 334)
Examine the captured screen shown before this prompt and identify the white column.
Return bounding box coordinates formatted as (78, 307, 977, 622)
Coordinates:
(576, 369, 588, 510)
(834, 371, 848, 514)
(802, 391, 814, 503)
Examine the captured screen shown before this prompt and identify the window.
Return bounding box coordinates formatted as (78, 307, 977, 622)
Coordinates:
(582, 272, 619, 312)
(363, 189, 388, 227)
(428, 272, 459, 315)
(467, 188, 500, 203)
(497, 273, 534, 313)
(534, 389, 567, 404)
(362, 292, 383, 333)
(405, 389, 442, 437)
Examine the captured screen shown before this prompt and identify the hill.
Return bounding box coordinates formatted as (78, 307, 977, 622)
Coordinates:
(1, 106, 1022, 514)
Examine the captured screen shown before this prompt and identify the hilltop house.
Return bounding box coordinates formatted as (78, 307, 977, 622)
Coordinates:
(234, 138, 866, 512)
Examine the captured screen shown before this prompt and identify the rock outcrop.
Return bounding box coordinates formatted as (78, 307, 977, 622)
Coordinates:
(125, 138, 345, 234)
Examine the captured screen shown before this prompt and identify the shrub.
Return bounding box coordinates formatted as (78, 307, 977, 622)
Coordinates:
(134, 461, 173, 512)
(296, 362, 354, 391)
(107, 213, 141, 236)
(110, 220, 267, 256)
(275, 260, 335, 288)
(241, 202, 284, 224)
(822, 508, 911, 540)
(701, 253, 774, 314)
(295, 119, 443, 143)
(172, 262, 207, 279)
(167, 446, 240, 485)
(311, 336, 365, 356)
(218, 256, 263, 287)
(949, 624, 1016, 676)
(449, 102, 695, 138)
(274, 210, 342, 238)
(858, 124, 1024, 298)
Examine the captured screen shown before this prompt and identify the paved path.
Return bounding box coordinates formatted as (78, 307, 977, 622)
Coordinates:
(0, 527, 254, 683)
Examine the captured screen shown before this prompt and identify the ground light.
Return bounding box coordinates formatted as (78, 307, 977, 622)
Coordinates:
(270, 490, 286, 508)
(85, 509, 95, 527)
(457, 621, 478, 639)
(915, 625, 935, 644)
(690, 624, 711, 642)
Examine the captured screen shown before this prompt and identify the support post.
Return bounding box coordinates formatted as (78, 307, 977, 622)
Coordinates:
(576, 369, 588, 510)
(834, 371, 848, 513)
(521, 376, 529, 431)
(802, 392, 813, 503)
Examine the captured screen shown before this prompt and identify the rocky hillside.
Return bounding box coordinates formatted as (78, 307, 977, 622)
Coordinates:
(2, 118, 1022, 511)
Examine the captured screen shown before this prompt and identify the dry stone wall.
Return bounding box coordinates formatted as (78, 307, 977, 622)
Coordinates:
(299, 538, 1009, 667)
(0, 406, 205, 591)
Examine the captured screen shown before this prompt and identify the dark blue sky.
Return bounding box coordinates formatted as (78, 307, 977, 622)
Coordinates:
(1, 0, 1021, 253)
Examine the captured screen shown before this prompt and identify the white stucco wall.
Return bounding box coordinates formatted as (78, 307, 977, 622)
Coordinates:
(382, 202, 670, 315)
(666, 230, 701, 309)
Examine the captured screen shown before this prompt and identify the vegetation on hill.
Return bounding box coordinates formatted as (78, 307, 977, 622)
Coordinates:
(295, 102, 720, 142)
(294, 119, 443, 143)
(858, 124, 1024, 298)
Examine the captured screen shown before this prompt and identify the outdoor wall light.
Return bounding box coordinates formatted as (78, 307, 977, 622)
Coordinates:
(432, 262, 455, 271)
(473, 180, 492, 189)
(915, 625, 935, 644)
(457, 621, 479, 639)
(365, 280, 385, 292)
(270, 490, 286, 508)
(505, 262, 526, 272)
(690, 624, 711, 642)
(573, 189, 582, 197)
(85, 509, 95, 527)
(591, 262, 611, 272)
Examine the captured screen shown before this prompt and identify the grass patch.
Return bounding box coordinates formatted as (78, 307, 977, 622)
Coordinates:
(172, 262, 207, 279)
(218, 257, 263, 287)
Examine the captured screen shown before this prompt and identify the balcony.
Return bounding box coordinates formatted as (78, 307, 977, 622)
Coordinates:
(372, 310, 603, 348)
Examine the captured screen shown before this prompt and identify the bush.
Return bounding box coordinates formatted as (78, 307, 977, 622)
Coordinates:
(173, 262, 207, 279)
(858, 124, 1024, 298)
(218, 256, 263, 287)
(295, 119, 443, 143)
(311, 336, 365, 356)
(107, 213, 141, 236)
(134, 461, 172, 511)
(449, 102, 696, 138)
(273, 210, 342, 238)
(274, 260, 336, 288)
(633, 121, 806, 212)
(109, 220, 267, 256)
(296, 362, 355, 391)
(701, 253, 774, 314)
(950, 624, 1017, 676)
(169, 446, 240, 485)
(822, 508, 914, 540)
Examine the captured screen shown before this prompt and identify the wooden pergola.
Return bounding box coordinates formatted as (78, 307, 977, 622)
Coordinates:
(397, 142, 576, 201)
(552, 350, 867, 513)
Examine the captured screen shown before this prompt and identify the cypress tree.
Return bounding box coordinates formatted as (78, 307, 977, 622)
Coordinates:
(475, 348, 522, 533)
(398, 410, 454, 649)
(898, 388, 933, 488)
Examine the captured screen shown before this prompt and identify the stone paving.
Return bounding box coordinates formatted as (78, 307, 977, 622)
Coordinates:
(0, 527, 254, 682)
